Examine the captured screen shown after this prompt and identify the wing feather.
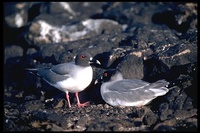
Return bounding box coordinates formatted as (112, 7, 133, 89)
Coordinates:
(107, 79, 150, 93)
(50, 62, 75, 75)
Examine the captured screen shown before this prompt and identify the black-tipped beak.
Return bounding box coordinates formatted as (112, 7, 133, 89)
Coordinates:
(89, 57, 101, 67)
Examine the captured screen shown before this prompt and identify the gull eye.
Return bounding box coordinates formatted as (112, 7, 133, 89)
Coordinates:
(103, 72, 108, 77)
(81, 55, 86, 59)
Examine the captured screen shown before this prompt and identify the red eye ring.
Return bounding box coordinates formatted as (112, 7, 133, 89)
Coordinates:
(81, 55, 86, 59)
(103, 72, 107, 77)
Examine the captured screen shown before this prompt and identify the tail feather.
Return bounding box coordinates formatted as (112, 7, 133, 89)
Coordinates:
(25, 68, 39, 71)
(25, 67, 51, 77)
(25, 68, 38, 75)
(149, 87, 168, 96)
(150, 80, 169, 88)
(149, 80, 169, 96)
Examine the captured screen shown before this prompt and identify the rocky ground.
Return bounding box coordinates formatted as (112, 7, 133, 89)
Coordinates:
(3, 2, 197, 131)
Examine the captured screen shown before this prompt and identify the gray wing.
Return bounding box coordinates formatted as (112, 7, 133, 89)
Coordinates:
(103, 79, 168, 103)
(50, 62, 75, 75)
(102, 91, 151, 103)
(107, 79, 150, 93)
(37, 68, 70, 84)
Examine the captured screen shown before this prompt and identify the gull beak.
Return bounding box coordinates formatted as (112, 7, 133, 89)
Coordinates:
(89, 57, 101, 66)
(94, 75, 103, 85)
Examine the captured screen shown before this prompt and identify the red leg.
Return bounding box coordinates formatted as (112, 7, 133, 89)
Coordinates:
(75, 92, 89, 107)
(66, 93, 71, 108)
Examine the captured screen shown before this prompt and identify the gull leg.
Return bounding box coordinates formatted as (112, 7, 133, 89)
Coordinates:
(75, 92, 89, 107)
(66, 93, 71, 108)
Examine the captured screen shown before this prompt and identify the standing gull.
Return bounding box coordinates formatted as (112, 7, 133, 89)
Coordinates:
(27, 51, 100, 108)
(97, 69, 169, 107)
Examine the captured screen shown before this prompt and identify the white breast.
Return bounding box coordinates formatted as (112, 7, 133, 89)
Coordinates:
(52, 66, 93, 93)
